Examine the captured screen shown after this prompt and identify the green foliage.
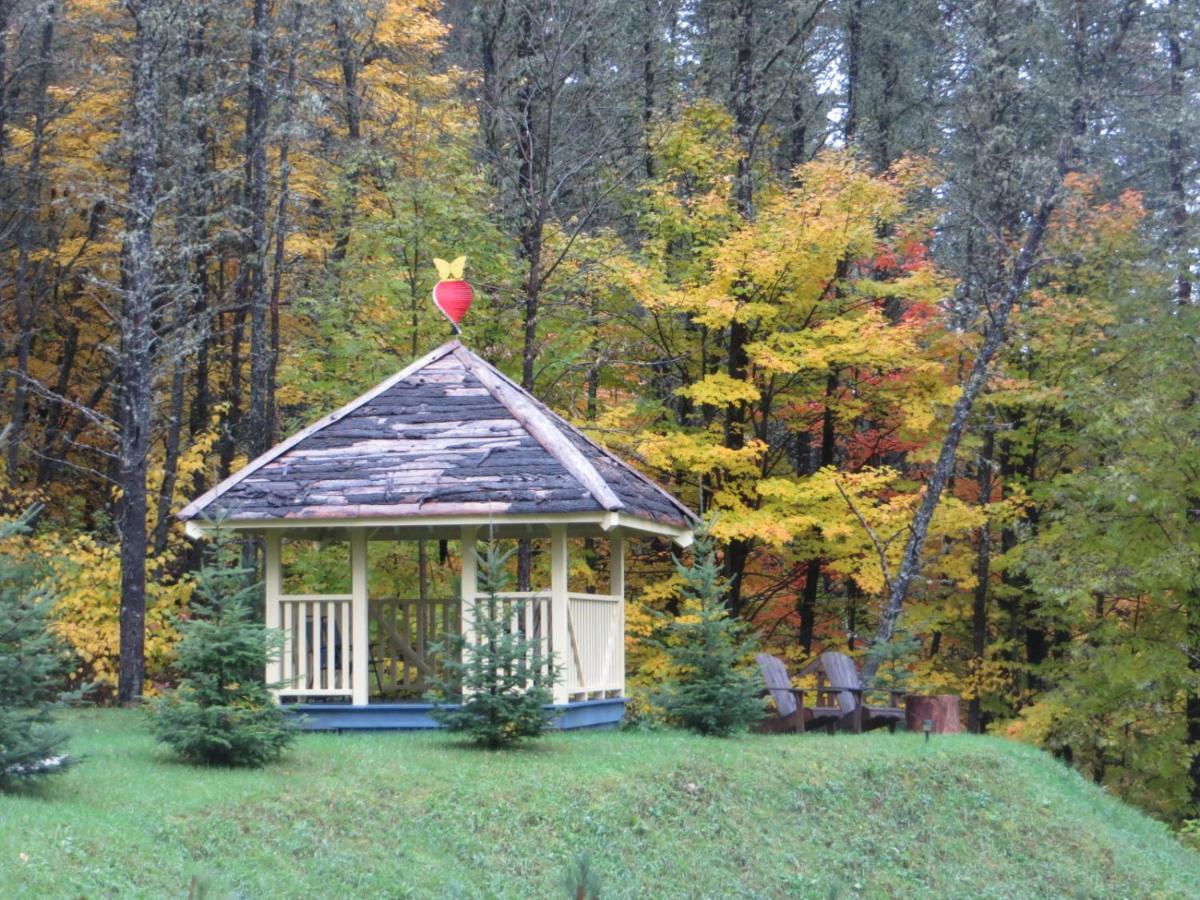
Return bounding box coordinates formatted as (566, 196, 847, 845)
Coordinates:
(561, 852, 602, 899)
(430, 543, 559, 748)
(0, 507, 74, 786)
(151, 531, 294, 767)
(655, 530, 766, 736)
(1007, 291, 1200, 820)
(862, 629, 921, 694)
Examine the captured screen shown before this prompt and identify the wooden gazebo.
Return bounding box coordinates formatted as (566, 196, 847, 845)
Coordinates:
(179, 339, 695, 729)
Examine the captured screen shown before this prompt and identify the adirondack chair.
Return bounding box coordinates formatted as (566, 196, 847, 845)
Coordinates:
(755, 653, 841, 734)
(800, 651, 904, 733)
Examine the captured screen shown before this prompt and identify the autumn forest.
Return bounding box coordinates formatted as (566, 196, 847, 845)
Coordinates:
(1, 0, 1198, 821)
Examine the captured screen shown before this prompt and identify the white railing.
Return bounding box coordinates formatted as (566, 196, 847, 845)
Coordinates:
(278, 595, 353, 698)
(565, 592, 624, 698)
(490, 591, 554, 683)
(273, 589, 623, 703)
(460, 590, 622, 698)
(370, 597, 460, 697)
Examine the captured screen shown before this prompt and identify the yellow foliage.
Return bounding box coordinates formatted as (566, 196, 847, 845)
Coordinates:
(676, 373, 761, 407)
(6, 527, 191, 697)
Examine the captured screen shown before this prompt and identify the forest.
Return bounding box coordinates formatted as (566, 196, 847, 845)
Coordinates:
(0, 0, 1197, 822)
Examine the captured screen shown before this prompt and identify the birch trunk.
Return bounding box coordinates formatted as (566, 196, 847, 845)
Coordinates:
(861, 188, 1059, 681)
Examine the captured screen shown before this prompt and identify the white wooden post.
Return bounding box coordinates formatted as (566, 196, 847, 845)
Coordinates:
(350, 529, 370, 706)
(609, 532, 624, 598)
(460, 526, 478, 647)
(550, 525, 571, 704)
(610, 532, 625, 697)
(264, 531, 283, 699)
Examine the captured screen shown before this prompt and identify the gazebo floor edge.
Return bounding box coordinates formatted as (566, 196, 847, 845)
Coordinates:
(284, 697, 627, 732)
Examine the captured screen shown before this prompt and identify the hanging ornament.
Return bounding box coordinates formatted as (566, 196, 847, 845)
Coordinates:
(432, 255, 473, 331)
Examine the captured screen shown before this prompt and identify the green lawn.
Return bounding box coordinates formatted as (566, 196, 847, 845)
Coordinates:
(1, 711, 1197, 898)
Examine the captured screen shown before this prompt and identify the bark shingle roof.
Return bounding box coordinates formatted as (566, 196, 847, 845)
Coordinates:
(179, 340, 695, 529)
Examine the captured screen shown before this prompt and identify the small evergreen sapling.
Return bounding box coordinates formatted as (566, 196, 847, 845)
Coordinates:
(862, 628, 920, 695)
(152, 531, 294, 766)
(656, 531, 766, 736)
(0, 507, 74, 786)
(430, 542, 559, 747)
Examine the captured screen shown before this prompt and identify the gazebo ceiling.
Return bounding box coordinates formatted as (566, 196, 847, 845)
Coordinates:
(180, 340, 696, 541)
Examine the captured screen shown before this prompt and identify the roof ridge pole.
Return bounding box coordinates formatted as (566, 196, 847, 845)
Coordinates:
(450, 346, 624, 512)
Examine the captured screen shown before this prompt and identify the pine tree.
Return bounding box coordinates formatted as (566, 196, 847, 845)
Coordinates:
(151, 530, 294, 767)
(0, 507, 73, 787)
(431, 543, 559, 748)
(656, 530, 766, 736)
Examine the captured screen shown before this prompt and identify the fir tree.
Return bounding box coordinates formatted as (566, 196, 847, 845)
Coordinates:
(152, 530, 294, 767)
(0, 506, 74, 787)
(431, 542, 559, 748)
(656, 530, 766, 736)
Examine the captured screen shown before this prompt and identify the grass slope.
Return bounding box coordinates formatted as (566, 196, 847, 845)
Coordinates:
(1, 711, 1197, 898)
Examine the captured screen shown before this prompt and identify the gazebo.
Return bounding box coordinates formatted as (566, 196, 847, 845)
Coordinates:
(179, 339, 696, 729)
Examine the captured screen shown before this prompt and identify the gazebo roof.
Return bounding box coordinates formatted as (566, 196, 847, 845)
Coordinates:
(180, 340, 696, 537)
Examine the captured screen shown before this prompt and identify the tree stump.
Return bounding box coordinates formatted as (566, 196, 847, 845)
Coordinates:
(904, 694, 962, 734)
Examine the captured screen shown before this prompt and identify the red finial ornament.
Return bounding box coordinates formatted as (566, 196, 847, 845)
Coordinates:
(432, 255, 474, 332)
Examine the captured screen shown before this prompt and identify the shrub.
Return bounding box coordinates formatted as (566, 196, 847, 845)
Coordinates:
(430, 543, 559, 748)
(0, 507, 75, 787)
(45, 529, 189, 698)
(151, 531, 294, 766)
(655, 530, 765, 736)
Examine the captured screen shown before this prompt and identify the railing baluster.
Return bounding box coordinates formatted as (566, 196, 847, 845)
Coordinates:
(325, 601, 335, 691)
(296, 602, 308, 690)
(282, 601, 293, 686)
(341, 599, 351, 692)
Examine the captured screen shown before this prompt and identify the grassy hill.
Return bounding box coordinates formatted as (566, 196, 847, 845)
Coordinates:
(1, 711, 1197, 898)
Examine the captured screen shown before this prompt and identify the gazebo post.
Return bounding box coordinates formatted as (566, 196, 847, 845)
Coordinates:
(264, 531, 283, 697)
(350, 529, 370, 706)
(609, 532, 624, 599)
(609, 532, 625, 697)
(549, 525, 571, 704)
(460, 525, 478, 648)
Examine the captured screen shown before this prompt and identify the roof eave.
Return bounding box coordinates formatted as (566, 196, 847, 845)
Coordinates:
(185, 509, 693, 546)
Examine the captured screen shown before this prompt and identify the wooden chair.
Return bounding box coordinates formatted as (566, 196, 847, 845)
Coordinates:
(755, 653, 840, 734)
(800, 650, 904, 734)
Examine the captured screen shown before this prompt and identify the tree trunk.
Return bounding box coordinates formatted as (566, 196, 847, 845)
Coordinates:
(843, 0, 863, 146)
(329, 12, 362, 263)
(641, 0, 657, 177)
(968, 417, 995, 733)
(117, 0, 165, 704)
(244, 0, 272, 458)
(266, 5, 304, 448)
(5, 4, 56, 478)
(862, 184, 1060, 680)
(797, 370, 838, 652)
(906, 694, 962, 734)
(1167, 0, 1191, 306)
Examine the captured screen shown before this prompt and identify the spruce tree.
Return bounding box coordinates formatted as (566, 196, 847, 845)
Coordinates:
(431, 543, 559, 748)
(0, 507, 73, 787)
(152, 530, 294, 767)
(656, 530, 766, 736)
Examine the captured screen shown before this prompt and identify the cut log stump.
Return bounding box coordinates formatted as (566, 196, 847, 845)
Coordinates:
(904, 694, 962, 734)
